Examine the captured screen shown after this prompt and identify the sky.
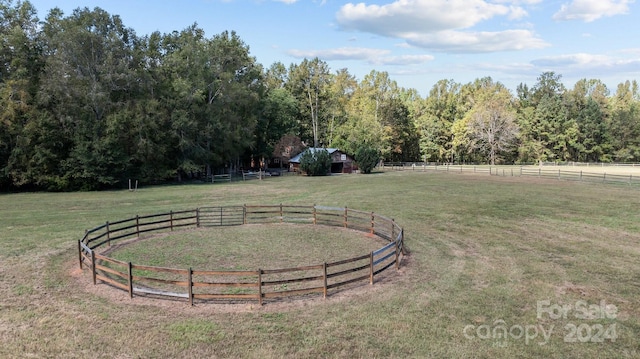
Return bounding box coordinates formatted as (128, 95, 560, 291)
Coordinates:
(27, 0, 640, 97)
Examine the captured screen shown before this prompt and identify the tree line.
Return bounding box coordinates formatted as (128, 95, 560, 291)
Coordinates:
(1, 1, 639, 190)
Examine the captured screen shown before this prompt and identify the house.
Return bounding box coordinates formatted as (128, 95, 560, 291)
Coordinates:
(289, 148, 356, 174)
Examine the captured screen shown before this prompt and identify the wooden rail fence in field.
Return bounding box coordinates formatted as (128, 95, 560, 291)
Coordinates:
(382, 163, 640, 186)
(78, 204, 405, 305)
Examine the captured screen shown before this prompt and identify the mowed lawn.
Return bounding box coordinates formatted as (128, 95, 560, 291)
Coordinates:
(1, 171, 639, 358)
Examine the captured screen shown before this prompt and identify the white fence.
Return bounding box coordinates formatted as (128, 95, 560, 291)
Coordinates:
(382, 163, 640, 186)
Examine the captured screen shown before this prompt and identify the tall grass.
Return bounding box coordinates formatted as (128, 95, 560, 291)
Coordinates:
(0, 172, 638, 358)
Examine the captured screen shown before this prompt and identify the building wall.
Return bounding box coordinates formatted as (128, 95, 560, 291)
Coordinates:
(331, 151, 355, 174)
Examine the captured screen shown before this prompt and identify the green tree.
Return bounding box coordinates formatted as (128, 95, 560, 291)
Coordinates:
(264, 61, 288, 90)
(415, 79, 461, 162)
(379, 97, 419, 162)
(360, 70, 398, 122)
(466, 98, 519, 165)
(355, 145, 379, 174)
(287, 58, 331, 147)
(299, 148, 331, 176)
(326, 68, 356, 148)
(332, 70, 406, 159)
(161, 27, 261, 179)
(331, 86, 383, 156)
(255, 87, 298, 164)
(566, 79, 611, 162)
(457, 78, 519, 165)
(32, 6, 137, 189)
(115, 30, 176, 183)
(531, 71, 566, 105)
(0, 0, 43, 188)
(609, 80, 640, 161)
(516, 72, 574, 164)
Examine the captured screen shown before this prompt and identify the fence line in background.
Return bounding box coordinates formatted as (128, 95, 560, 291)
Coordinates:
(78, 204, 405, 306)
(381, 163, 640, 186)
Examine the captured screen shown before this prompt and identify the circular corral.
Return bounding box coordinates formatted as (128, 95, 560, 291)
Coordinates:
(78, 204, 406, 305)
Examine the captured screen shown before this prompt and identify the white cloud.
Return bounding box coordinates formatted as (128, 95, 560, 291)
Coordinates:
(462, 52, 640, 90)
(286, 47, 434, 65)
(531, 53, 612, 67)
(473, 61, 537, 74)
(405, 29, 549, 53)
(552, 0, 633, 22)
(492, 0, 542, 4)
(531, 53, 640, 74)
(335, 0, 547, 53)
(287, 47, 390, 60)
(373, 54, 435, 65)
(336, 0, 510, 35)
(273, 0, 298, 4)
(619, 48, 640, 56)
(508, 5, 529, 20)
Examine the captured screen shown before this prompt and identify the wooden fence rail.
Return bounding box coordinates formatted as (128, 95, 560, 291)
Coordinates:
(78, 204, 405, 305)
(382, 163, 640, 186)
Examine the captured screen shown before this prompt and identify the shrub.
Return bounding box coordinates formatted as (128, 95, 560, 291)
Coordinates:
(355, 146, 379, 174)
(299, 149, 332, 176)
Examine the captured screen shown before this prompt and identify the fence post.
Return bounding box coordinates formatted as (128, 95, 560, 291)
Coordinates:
(105, 221, 111, 247)
(220, 207, 223, 225)
(370, 212, 375, 234)
(395, 236, 400, 270)
(344, 207, 348, 228)
(196, 208, 200, 227)
(369, 251, 374, 285)
(258, 269, 263, 306)
(323, 262, 328, 299)
(128, 262, 133, 298)
(170, 210, 174, 231)
(313, 204, 317, 225)
(78, 240, 83, 269)
(603, 172, 607, 183)
(401, 228, 406, 255)
(188, 267, 193, 306)
(580, 171, 583, 181)
(280, 203, 283, 223)
(391, 219, 395, 241)
(91, 251, 97, 285)
(243, 204, 247, 225)
(136, 215, 140, 237)
(558, 169, 561, 180)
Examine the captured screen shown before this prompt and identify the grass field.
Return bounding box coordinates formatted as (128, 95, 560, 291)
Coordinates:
(1, 171, 639, 358)
(107, 224, 388, 270)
